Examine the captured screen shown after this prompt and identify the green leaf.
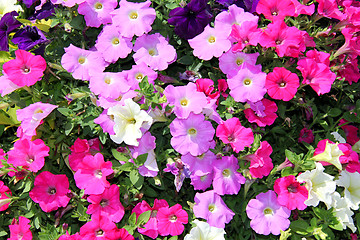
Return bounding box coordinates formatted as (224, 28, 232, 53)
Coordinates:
(328, 108, 342, 117)
(177, 55, 194, 65)
(118, 162, 134, 172)
(134, 153, 148, 166)
(0, 231, 7, 237)
(64, 122, 74, 135)
(111, 148, 129, 162)
(136, 210, 151, 227)
(57, 107, 72, 116)
(168, 236, 178, 240)
(129, 212, 137, 226)
(290, 220, 310, 235)
(130, 170, 144, 189)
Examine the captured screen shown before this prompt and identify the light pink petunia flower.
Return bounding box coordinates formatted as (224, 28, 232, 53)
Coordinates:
(78, 0, 118, 28)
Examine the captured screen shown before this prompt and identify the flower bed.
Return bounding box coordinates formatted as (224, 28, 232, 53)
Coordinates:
(0, 0, 360, 239)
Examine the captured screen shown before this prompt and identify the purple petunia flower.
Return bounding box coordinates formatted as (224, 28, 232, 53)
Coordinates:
(0, 11, 22, 51)
(246, 190, 291, 235)
(168, 0, 212, 40)
(22, 0, 37, 8)
(12, 26, 48, 52)
(31, 1, 56, 20)
(216, 0, 260, 12)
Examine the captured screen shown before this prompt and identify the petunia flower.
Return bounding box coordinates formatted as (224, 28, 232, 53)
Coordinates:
(3, 49, 46, 87)
(184, 219, 226, 240)
(8, 216, 32, 240)
(336, 170, 360, 210)
(244, 141, 273, 179)
(312, 139, 344, 170)
(68, 138, 101, 172)
(0, 11, 21, 51)
(246, 190, 291, 235)
(12, 26, 48, 53)
(168, 0, 212, 40)
(265, 67, 299, 101)
(29, 171, 71, 212)
(0, 180, 11, 211)
(79, 215, 118, 239)
(193, 190, 235, 228)
(157, 204, 188, 236)
(274, 175, 308, 210)
(0, 1, 22, 18)
(330, 192, 357, 232)
(244, 99, 278, 127)
(78, 0, 117, 28)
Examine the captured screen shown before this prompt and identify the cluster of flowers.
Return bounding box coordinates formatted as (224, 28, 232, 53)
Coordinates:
(0, 0, 359, 239)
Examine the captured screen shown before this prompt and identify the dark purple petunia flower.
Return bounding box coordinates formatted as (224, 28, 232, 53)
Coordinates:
(0, 11, 22, 51)
(22, 0, 38, 8)
(12, 26, 48, 54)
(168, 0, 212, 40)
(216, 0, 259, 12)
(30, 1, 57, 20)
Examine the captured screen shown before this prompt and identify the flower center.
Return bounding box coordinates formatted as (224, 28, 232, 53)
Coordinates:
(34, 109, 44, 114)
(22, 66, 31, 73)
(78, 56, 86, 64)
(135, 73, 144, 81)
(208, 204, 216, 212)
(188, 128, 197, 135)
(100, 199, 109, 207)
(222, 169, 231, 177)
(227, 134, 235, 142)
(111, 38, 120, 45)
(236, 58, 244, 66)
(129, 11, 138, 20)
(150, 210, 158, 218)
(169, 214, 177, 222)
(115, 95, 123, 101)
(200, 175, 208, 181)
(96, 229, 104, 236)
(26, 157, 34, 164)
(275, 40, 282, 45)
(148, 48, 157, 56)
(104, 77, 112, 85)
(180, 99, 188, 106)
(263, 207, 273, 215)
(278, 79, 287, 87)
(109, 115, 115, 121)
(128, 118, 136, 124)
(94, 169, 103, 178)
(48, 187, 56, 195)
(243, 78, 252, 85)
(208, 36, 216, 44)
(94, 2, 103, 10)
(287, 184, 298, 193)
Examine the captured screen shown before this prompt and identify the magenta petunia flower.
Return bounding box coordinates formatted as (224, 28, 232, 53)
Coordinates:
(274, 175, 308, 210)
(244, 141, 273, 179)
(181, 150, 216, 175)
(256, 0, 295, 21)
(170, 113, 215, 156)
(216, 117, 254, 153)
(78, 0, 117, 28)
(61, 44, 106, 81)
(114, 228, 135, 240)
(190, 171, 214, 191)
(8, 216, 33, 240)
(193, 190, 235, 228)
(265, 67, 299, 101)
(163, 82, 208, 119)
(3, 49, 46, 87)
(68, 138, 101, 172)
(111, 0, 156, 38)
(95, 24, 133, 63)
(29, 171, 71, 212)
(0, 180, 11, 211)
(7, 138, 50, 172)
(157, 204, 188, 236)
(133, 33, 177, 71)
(188, 25, 232, 61)
(243, 99, 278, 127)
(227, 65, 267, 103)
(74, 153, 113, 195)
(87, 184, 125, 223)
(212, 155, 246, 195)
(94, 109, 116, 135)
(79, 215, 118, 239)
(16, 102, 58, 137)
(246, 190, 291, 235)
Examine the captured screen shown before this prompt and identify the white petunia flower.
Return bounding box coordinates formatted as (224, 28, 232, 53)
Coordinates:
(336, 170, 360, 210)
(297, 162, 336, 208)
(184, 219, 226, 240)
(330, 192, 356, 232)
(312, 141, 344, 170)
(107, 98, 153, 146)
(0, 0, 22, 17)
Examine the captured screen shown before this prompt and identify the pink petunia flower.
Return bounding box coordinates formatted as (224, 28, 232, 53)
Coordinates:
(68, 138, 101, 172)
(3, 49, 46, 87)
(157, 204, 188, 236)
(188, 25, 232, 61)
(87, 184, 125, 223)
(219, 51, 260, 78)
(0, 180, 11, 211)
(61, 44, 106, 81)
(79, 215, 118, 239)
(89, 71, 131, 99)
(163, 82, 208, 119)
(193, 190, 235, 228)
(16, 102, 58, 138)
(244, 99, 278, 127)
(212, 155, 246, 195)
(7, 138, 50, 172)
(0, 72, 22, 97)
(29, 171, 71, 212)
(95, 24, 133, 63)
(265, 67, 299, 101)
(94, 109, 116, 135)
(190, 170, 214, 191)
(274, 175, 308, 210)
(170, 113, 215, 156)
(133, 33, 177, 71)
(256, 0, 295, 21)
(227, 64, 267, 103)
(244, 141, 273, 179)
(111, 0, 156, 38)
(246, 190, 291, 235)
(74, 153, 113, 195)
(216, 117, 254, 153)
(8, 216, 33, 240)
(231, 21, 262, 52)
(78, 0, 117, 28)
(181, 150, 216, 175)
(124, 63, 158, 90)
(113, 228, 134, 240)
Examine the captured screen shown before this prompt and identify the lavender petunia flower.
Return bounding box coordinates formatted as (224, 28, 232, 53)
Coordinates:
(12, 26, 48, 52)
(168, 0, 212, 40)
(0, 11, 21, 51)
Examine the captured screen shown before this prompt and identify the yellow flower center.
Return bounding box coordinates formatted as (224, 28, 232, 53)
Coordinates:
(222, 169, 231, 177)
(129, 118, 136, 124)
(236, 58, 244, 66)
(208, 204, 216, 212)
(129, 11, 138, 20)
(135, 73, 144, 81)
(148, 48, 157, 56)
(243, 78, 252, 85)
(188, 128, 197, 135)
(94, 2, 103, 10)
(180, 99, 188, 106)
(112, 38, 120, 45)
(104, 77, 112, 85)
(34, 109, 44, 114)
(208, 36, 216, 44)
(169, 214, 177, 222)
(78, 56, 86, 64)
(263, 207, 273, 215)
